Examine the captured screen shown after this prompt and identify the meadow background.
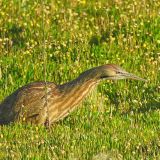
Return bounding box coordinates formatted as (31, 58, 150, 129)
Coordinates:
(0, 0, 159, 159)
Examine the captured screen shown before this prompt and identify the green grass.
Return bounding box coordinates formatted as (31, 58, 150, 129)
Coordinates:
(0, 0, 160, 159)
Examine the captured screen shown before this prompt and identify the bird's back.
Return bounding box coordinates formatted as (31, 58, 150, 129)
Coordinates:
(0, 82, 57, 125)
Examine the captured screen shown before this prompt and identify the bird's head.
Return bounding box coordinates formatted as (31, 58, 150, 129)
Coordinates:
(98, 64, 146, 81)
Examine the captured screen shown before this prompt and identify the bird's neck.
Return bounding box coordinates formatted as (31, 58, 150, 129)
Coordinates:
(49, 67, 103, 122)
(57, 68, 100, 109)
(59, 67, 100, 95)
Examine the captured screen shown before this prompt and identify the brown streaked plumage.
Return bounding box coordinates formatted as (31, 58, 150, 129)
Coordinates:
(0, 64, 146, 126)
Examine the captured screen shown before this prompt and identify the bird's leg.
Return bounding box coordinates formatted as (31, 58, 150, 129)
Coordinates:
(44, 118, 50, 129)
(44, 105, 50, 129)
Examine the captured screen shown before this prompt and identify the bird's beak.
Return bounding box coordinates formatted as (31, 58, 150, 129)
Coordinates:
(124, 72, 147, 81)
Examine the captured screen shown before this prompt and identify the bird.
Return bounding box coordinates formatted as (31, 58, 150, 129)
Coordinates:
(0, 64, 146, 126)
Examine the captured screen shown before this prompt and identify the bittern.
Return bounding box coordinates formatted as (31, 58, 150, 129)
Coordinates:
(0, 64, 146, 126)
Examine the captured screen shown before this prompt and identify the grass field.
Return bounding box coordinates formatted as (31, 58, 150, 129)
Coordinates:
(0, 0, 160, 159)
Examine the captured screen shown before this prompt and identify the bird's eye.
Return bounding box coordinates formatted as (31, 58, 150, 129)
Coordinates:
(116, 71, 122, 74)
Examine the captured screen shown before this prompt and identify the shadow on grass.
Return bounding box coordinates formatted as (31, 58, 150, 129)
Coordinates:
(135, 101, 160, 114)
(123, 84, 160, 114)
(122, 100, 160, 115)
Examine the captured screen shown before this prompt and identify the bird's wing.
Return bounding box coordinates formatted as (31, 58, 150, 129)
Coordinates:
(0, 82, 58, 124)
(14, 82, 58, 124)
